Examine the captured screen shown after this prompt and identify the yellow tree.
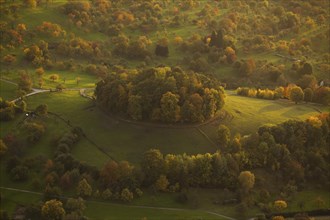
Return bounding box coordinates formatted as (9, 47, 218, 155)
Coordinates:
(77, 178, 92, 198)
(238, 171, 255, 194)
(289, 86, 304, 104)
(41, 199, 65, 220)
(155, 175, 169, 192)
(274, 200, 287, 212)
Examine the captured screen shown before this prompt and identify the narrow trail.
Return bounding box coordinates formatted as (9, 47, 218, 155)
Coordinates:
(0, 78, 94, 103)
(0, 186, 236, 220)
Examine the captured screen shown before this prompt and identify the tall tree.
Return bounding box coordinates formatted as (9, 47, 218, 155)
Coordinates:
(217, 124, 231, 148)
(18, 71, 32, 92)
(141, 149, 165, 186)
(238, 171, 255, 194)
(289, 86, 304, 104)
(160, 92, 181, 122)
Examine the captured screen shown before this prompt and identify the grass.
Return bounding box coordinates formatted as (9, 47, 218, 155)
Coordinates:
(0, 189, 42, 215)
(221, 91, 329, 135)
(285, 190, 330, 212)
(0, 187, 230, 220)
(6, 89, 328, 167)
(23, 91, 215, 166)
(0, 80, 17, 100)
(40, 70, 98, 89)
(85, 201, 228, 220)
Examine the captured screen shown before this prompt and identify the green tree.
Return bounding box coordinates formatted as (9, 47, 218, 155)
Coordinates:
(160, 92, 181, 123)
(141, 149, 165, 186)
(35, 104, 48, 115)
(209, 30, 224, 48)
(102, 189, 112, 200)
(65, 197, 86, 216)
(303, 88, 313, 103)
(128, 95, 143, 120)
(41, 199, 65, 220)
(299, 62, 313, 75)
(77, 178, 92, 198)
(120, 188, 133, 202)
(217, 124, 231, 148)
(289, 86, 304, 104)
(155, 175, 169, 192)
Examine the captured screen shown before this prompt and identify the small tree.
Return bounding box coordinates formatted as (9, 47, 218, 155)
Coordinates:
(65, 197, 86, 216)
(135, 188, 143, 197)
(155, 175, 169, 192)
(303, 88, 313, 103)
(35, 104, 48, 115)
(41, 199, 65, 220)
(77, 178, 92, 198)
(35, 67, 45, 77)
(289, 86, 304, 104)
(56, 84, 65, 92)
(274, 200, 287, 212)
(3, 54, 16, 67)
(120, 188, 133, 202)
(49, 74, 59, 82)
(217, 124, 231, 148)
(102, 189, 112, 200)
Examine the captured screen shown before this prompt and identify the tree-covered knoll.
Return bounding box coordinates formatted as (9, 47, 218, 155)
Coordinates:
(95, 66, 225, 123)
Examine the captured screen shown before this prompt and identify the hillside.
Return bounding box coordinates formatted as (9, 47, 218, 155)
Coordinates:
(0, 0, 329, 219)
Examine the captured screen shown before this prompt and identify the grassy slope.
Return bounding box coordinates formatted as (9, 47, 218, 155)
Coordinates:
(23, 91, 215, 166)
(199, 90, 329, 147)
(18, 90, 329, 167)
(0, 80, 17, 100)
(85, 202, 226, 220)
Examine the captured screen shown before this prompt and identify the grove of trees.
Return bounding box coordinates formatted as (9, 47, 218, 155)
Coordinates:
(95, 66, 225, 123)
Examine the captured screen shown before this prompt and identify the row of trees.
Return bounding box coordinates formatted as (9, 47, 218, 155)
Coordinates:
(95, 66, 225, 123)
(237, 83, 329, 105)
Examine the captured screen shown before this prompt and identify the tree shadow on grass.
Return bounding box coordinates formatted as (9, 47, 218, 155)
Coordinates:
(280, 105, 315, 118)
(258, 104, 287, 113)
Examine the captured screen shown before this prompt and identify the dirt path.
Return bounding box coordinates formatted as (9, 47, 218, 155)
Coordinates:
(0, 186, 236, 220)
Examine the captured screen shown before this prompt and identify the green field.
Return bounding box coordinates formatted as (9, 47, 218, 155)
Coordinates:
(16, 89, 328, 168)
(0, 187, 231, 220)
(1, 0, 329, 218)
(0, 80, 18, 100)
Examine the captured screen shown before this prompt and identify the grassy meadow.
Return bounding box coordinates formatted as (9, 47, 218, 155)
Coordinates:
(14, 89, 328, 168)
(1, 0, 329, 219)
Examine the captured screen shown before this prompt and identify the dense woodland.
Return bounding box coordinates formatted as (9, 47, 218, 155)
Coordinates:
(0, 0, 330, 219)
(95, 66, 225, 122)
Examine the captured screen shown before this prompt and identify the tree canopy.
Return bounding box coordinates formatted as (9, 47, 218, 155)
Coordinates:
(95, 66, 225, 123)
